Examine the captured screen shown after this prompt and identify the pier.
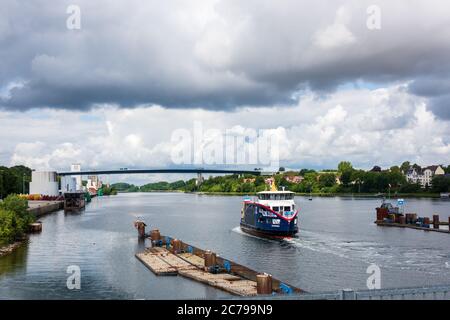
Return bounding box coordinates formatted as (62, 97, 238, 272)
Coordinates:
(135, 226, 303, 297)
(27, 200, 64, 218)
(375, 208, 450, 234)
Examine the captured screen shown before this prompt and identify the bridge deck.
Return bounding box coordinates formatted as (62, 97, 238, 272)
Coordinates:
(58, 168, 262, 176)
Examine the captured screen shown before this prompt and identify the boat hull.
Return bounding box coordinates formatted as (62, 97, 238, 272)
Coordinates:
(240, 223, 298, 238)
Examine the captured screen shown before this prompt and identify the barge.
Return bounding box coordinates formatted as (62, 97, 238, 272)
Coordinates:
(134, 223, 303, 296)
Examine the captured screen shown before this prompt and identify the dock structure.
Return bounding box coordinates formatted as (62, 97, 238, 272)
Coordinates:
(27, 200, 64, 217)
(375, 210, 450, 234)
(135, 230, 303, 297)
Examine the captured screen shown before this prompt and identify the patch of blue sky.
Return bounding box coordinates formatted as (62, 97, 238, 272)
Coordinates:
(338, 80, 385, 91)
(79, 114, 102, 122)
(26, 109, 51, 120)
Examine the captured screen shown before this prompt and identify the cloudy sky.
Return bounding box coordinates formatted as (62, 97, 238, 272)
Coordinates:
(1, 0, 450, 183)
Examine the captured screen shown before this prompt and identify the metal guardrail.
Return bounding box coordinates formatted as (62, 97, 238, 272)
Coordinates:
(232, 285, 450, 300)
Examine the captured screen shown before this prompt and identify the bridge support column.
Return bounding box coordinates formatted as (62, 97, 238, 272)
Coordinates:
(196, 172, 204, 186)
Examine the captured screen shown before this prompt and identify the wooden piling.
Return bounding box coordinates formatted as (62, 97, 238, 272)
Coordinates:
(172, 239, 182, 253)
(433, 215, 440, 229)
(256, 273, 273, 295)
(134, 220, 146, 238)
(204, 250, 217, 269)
(423, 217, 430, 226)
(150, 229, 161, 242)
(399, 216, 406, 225)
(29, 222, 42, 233)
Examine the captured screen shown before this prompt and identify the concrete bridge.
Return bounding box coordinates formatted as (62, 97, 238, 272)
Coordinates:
(57, 168, 267, 190)
(57, 168, 263, 177)
(31, 168, 268, 195)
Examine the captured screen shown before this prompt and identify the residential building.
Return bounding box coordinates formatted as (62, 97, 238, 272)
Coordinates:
(406, 165, 445, 187)
(264, 177, 275, 186)
(285, 175, 304, 184)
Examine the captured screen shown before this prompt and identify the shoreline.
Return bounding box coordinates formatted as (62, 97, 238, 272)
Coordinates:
(117, 191, 444, 199)
(0, 238, 27, 258)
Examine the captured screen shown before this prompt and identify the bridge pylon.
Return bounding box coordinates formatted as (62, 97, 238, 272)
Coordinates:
(196, 172, 204, 186)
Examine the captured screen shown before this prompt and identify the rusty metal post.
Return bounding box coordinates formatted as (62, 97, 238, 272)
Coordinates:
(433, 215, 440, 229)
(134, 220, 146, 238)
(204, 250, 217, 270)
(172, 239, 182, 253)
(256, 273, 273, 295)
(150, 229, 161, 241)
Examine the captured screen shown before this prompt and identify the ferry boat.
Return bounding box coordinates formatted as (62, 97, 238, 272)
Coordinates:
(240, 182, 299, 238)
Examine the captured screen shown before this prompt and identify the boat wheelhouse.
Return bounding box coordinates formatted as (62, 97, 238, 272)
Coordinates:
(240, 188, 299, 238)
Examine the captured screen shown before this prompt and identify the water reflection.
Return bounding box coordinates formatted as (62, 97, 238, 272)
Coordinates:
(0, 193, 449, 298)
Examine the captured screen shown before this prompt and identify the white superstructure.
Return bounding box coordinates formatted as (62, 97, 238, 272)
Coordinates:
(29, 171, 59, 196)
(254, 191, 297, 218)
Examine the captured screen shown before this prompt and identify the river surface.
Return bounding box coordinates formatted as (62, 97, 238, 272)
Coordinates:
(1, 193, 449, 299)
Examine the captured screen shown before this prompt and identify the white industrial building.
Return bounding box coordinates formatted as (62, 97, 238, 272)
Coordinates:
(71, 163, 83, 191)
(60, 175, 77, 193)
(29, 171, 59, 196)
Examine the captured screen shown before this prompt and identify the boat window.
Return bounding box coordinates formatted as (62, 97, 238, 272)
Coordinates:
(272, 206, 279, 212)
(284, 206, 291, 211)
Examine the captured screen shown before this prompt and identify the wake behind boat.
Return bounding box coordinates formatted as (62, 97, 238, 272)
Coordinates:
(240, 183, 299, 238)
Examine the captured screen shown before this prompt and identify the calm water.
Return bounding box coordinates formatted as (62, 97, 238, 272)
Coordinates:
(1, 193, 449, 299)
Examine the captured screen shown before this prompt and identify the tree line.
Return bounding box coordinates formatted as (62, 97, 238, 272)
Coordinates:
(0, 166, 31, 199)
(112, 161, 450, 195)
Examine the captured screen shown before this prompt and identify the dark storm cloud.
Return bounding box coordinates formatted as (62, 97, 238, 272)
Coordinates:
(1, 0, 450, 114)
(409, 78, 450, 119)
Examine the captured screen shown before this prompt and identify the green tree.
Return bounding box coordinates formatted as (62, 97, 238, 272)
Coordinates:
(400, 161, 411, 173)
(254, 176, 265, 186)
(431, 175, 450, 193)
(0, 195, 34, 244)
(0, 209, 20, 244)
(318, 173, 336, 188)
(299, 169, 316, 176)
(337, 161, 355, 187)
(337, 161, 353, 173)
